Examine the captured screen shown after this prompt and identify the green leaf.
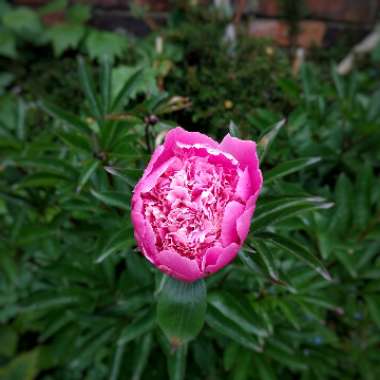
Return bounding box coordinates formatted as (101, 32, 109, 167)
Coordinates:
(250, 241, 279, 282)
(168, 345, 188, 380)
(266, 343, 307, 371)
(67, 3, 91, 24)
(2, 8, 42, 36)
(41, 100, 92, 135)
(252, 355, 277, 380)
(90, 190, 131, 211)
(252, 197, 333, 232)
(85, 30, 127, 62)
(131, 333, 153, 380)
(117, 312, 155, 345)
(16, 99, 26, 141)
(47, 24, 85, 57)
(355, 162, 372, 229)
(0, 325, 18, 357)
(257, 232, 331, 281)
(264, 157, 321, 184)
(206, 307, 262, 352)
(109, 343, 126, 380)
(257, 119, 286, 161)
(100, 56, 112, 116)
(76, 160, 100, 193)
(78, 56, 102, 120)
(157, 277, 207, 346)
(329, 174, 352, 235)
(0, 349, 40, 380)
(223, 343, 239, 371)
(58, 131, 92, 153)
(228, 120, 240, 138)
(365, 295, 380, 328)
(95, 226, 134, 263)
(111, 68, 145, 111)
(0, 30, 17, 58)
(17, 172, 70, 188)
(208, 292, 268, 337)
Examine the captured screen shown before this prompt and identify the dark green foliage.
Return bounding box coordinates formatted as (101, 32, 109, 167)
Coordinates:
(1, 2, 380, 380)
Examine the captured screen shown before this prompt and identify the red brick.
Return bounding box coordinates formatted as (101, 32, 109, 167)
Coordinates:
(135, 0, 169, 12)
(306, 0, 377, 23)
(257, 0, 280, 16)
(249, 19, 326, 48)
(41, 11, 66, 26)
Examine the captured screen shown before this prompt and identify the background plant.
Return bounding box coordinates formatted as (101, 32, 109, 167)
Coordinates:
(1, 1, 380, 380)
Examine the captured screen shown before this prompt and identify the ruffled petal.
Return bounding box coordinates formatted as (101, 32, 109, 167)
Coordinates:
(220, 134, 262, 193)
(155, 250, 204, 282)
(202, 243, 240, 274)
(221, 201, 245, 246)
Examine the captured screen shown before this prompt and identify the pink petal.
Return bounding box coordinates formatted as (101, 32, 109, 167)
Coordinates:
(220, 134, 263, 193)
(143, 145, 165, 178)
(138, 157, 179, 194)
(236, 167, 253, 202)
(166, 127, 219, 149)
(221, 201, 245, 246)
(140, 221, 157, 263)
(202, 243, 240, 274)
(152, 127, 219, 170)
(236, 206, 255, 242)
(155, 250, 203, 282)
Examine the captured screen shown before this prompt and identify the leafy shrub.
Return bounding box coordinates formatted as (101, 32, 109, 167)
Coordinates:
(1, 57, 359, 379)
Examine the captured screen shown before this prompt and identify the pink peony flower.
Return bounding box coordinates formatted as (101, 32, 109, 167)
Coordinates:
(131, 127, 263, 282)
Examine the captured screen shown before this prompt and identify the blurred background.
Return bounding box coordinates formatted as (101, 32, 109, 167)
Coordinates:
(0, 1, 380, 379)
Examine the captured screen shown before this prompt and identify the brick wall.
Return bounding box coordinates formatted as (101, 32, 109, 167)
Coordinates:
(12, 0, 380, 47)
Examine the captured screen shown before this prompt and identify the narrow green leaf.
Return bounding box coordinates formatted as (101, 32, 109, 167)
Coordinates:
(157, 277, 207, 346)
(252, 197, 333, 232)
(95, 227, 134, 263)
(16, 98, 26, 140)
(257, 119, 286, 161)
(131, 333, 153, 380)
(356, 162, 372, 229)
(251, 241, 279, 281)
(228, 120, 240, 138)
(100, 55, 112, 116)
(78, 56, 102, 120)
(223, 343, 239, 371)
(111, 68, 144, 111)
(329, 174, 352, 235)
(77, 160, 100, 193)
(252, 355, 277, 380)
(365, 295, 380, 328)
(109, 343, 126, 380)
(58, 131, 92, 153)
(16, 172, 70, 188)
(206, 307, 263, 352)
(91, 190, 131, 211)
(232, 350, 251, 380)
(265, 157, 321, 184)
(257, 232, 331, 281)
(117, 312, 155, 345)
(41, 100, 92, 135)
(208, 292, 268, 337)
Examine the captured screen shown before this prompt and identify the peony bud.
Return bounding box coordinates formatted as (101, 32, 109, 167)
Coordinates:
(131, 127, 263, 282)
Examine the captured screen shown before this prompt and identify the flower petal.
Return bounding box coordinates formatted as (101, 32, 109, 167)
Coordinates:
(221, 201, 245, 246)
(235, 167, 253, 202)
(202, 243, 240, 274)
(155, 250, 203, 282)
(220, 134, 262, 192)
